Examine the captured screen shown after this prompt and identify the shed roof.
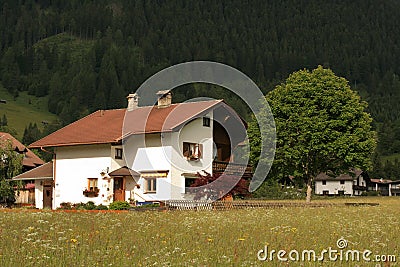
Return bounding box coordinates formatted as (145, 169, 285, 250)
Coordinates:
(12, 161, 53, 180)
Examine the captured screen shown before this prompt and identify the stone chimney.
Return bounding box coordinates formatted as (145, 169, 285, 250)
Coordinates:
(156, 90, 172, 108)
(127, 93, 139, 111)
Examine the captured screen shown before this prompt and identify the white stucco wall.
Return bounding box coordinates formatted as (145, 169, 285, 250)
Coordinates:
(315, 180, 353, 195)
(34, 180, 44, 209)
(54, 144, 114, 208)
(110, 145, 124, 172)
(123, 133, 172, 202)
(171, 114, 213, 199)
(123, 113, 214, 201)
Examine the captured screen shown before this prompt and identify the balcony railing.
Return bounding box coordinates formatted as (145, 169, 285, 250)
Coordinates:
(212, 161, 253, 178)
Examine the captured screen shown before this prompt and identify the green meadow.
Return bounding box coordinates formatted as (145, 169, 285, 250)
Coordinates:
(0, 197, 399, 266)
(0, 85, 58, 139)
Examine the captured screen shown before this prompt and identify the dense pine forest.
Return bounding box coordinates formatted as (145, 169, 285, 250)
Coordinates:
(1, 0, 400, 178)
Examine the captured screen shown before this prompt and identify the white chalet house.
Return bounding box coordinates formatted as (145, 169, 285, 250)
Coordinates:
(314, 169, 366, 196)
(13, 91, 251, 209)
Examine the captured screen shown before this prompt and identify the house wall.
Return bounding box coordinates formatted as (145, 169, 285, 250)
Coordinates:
(34, 180, 44, 209)
(353, 174, 368, 196)
(315, 180, 353, 195)
(171, 114, 213, 199)
(110, 145, 124, 172)
(123, 113, 214, 201)
(54, 144, 113, 208)
(123, 133, 172, 202)
(145, 133, 162, 147)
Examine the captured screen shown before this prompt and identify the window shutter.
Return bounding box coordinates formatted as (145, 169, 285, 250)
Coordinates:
(183, 142, 190, 157)
(198, 143, 203, 158)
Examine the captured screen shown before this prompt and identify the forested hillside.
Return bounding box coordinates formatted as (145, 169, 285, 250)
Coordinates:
(1, 0, 400, 177)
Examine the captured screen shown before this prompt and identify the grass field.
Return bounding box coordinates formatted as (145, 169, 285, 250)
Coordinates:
(0, 197, 399, 266)
(0, 85, 58, 139)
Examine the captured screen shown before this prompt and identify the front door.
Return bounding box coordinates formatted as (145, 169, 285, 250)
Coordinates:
(113, 177, 125, 201)
(43, 185, 53, 208)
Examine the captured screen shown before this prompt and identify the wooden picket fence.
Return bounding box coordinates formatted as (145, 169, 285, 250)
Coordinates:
(163, 200, 339, 211)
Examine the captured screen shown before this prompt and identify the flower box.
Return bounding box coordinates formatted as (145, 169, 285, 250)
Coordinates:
(83, 188, 99, 198)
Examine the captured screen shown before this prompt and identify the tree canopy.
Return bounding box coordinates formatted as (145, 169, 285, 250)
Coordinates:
(0, 139, 23, 203)
(250, 66, 376, 202)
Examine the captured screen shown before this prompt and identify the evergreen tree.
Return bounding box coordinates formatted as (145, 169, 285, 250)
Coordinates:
(0, 115, 7, 126)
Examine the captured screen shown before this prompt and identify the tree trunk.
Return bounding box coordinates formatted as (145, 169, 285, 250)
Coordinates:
(306, 178, 313, 203)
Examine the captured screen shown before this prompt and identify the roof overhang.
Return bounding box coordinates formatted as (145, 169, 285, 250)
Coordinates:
(108, 166, 140, 178)
(139, 170, 169, 178)
(12, 162, 53, 181)
(13, 176, 53, 181)
(181, 172, 198, 178)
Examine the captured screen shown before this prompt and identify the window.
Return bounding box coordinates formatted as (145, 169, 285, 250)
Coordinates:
(87, 178, 98, 191)
(322, 180, 326, 185)
(144, 178, 157, 193)
(183, 142, 202, 160)
(115, 148, 123, 159)
(184, 177, 197, 193)
(84, 178, 99, 197)
(203, 117, 210, 127)
(340, 180, 345, 185)
(141, 171, 168, 194)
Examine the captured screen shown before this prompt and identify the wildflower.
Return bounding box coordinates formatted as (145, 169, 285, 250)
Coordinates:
(237, 238, 245, 241)
(207, 238, 213, 242)
(70, 238, 78, 243)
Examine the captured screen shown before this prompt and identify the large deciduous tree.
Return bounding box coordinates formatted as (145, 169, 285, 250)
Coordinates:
(251, 66, 376, 202)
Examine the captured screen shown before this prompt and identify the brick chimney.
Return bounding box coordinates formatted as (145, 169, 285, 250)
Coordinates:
(127, 93, 139, 111)
(156, 90, 172, 108)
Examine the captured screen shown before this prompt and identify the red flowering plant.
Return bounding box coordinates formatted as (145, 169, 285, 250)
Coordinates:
(187, 171, 250, 200)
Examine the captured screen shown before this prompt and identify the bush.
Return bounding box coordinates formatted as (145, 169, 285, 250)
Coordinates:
(73, 201, 97, 210)
(135, 203, 160, 208)
(84, 201, 97, 210)
(59, 202, 109, 210)
(109, 201, 131, 210)
(361, 191, 380, 196)
(59, 202, 73, 210)
(95, 204, 108, 210)
(252, 180, 305, 199)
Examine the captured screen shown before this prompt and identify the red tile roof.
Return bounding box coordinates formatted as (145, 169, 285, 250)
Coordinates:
(0, 132, 44, 167)
(30, 109, 126, 148)
(30, 100, 223, 148)
(12, 161, 53, 180)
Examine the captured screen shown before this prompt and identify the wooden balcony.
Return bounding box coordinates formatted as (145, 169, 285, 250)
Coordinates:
(212, 161, 253, 179)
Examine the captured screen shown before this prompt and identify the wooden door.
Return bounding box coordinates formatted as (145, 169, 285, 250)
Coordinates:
(43, 185, 52, 208)
(113, 177, 125, 201)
